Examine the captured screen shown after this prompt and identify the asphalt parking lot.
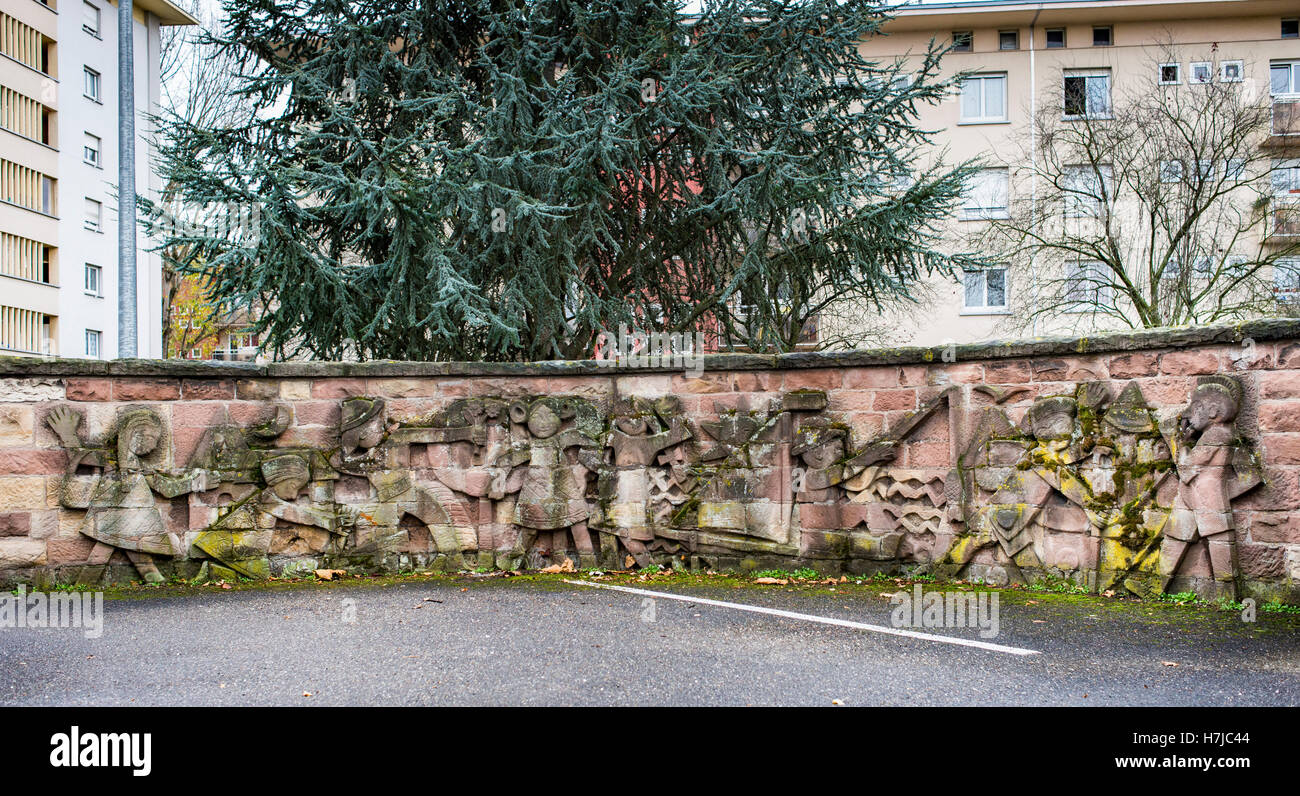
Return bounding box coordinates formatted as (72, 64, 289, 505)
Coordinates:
(3, 576, 1298, 706)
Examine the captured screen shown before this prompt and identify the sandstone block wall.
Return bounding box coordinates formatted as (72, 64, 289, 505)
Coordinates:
(0, 320, 1297, 603)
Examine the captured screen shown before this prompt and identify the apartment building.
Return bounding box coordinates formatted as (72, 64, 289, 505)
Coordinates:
(847, 0, 1300, 347)
(0, 0, 194, 358)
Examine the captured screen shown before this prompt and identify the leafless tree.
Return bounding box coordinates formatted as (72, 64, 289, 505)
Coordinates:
(153, 0, 256, 357)
(977, 46, 1300, 334)
(802, 279, 943, 350)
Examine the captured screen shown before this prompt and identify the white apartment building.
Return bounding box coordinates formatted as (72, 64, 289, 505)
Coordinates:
(0, 0, 194, 358)
(847, 0, 1300, 347)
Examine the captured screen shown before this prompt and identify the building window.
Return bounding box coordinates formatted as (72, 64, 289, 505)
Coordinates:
(83, 133, 101, 167)
(952, 31, 973, 52)
(1190, 62, 1213, 84)
(84, 263, 101, 296)
(1065, 261, 1112, 307)
(999, 31, 1019, 51)
(84, 198, 102, 231)
(40, 175, 54, 215)
(854, 73, 912, 93)
(1271, 60, 1300, 95)
(960, 74, 1007, 122)
(85, 329, 101, 358)
(83, 2, 101, 36)
(1159, 160, 1184, 183)
(1167, 256, 1218, 282)
(222, 329, 260, 355)
(1063, 70, 1111, 119)
(1283, 19, 1299, 39)
(1092, 26, 1113, 47)
(962, 168, 1010, 219)
(1273, 159, 1300, 195)
(1158, 63, 1181, 85)
(1063, 164, 1113, 217)
(963, 268, 1008, 311)
(1164, 258, 1186, 282)
(1220, 61, 1244, 83)
(83, 68, 101, 102)
(1046, 28, 1066, 48)
(1274, 258, 1300, 300)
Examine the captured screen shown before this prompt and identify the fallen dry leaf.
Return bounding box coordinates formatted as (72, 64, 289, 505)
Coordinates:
(1161, 661, 1179, 667)
(625, 555, 636, 568)
(755, 577, 788, 585)
(314, 569, 346, 581)
(302, 692, 312, 698)
(1103, 589, 1116, 598)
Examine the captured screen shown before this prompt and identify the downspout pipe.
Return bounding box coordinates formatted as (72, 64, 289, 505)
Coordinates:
(1028, 5, 1041, 337)
(118, 0, 138, 357)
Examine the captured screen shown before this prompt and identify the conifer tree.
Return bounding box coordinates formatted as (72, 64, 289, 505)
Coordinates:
(152, 0, 979, 360)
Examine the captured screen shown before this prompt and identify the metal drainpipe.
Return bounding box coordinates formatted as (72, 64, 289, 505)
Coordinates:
(118, 0, 138, 358)
(1029, 6, 1041, 337)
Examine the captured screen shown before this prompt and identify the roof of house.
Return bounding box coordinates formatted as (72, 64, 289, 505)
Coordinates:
(132, 0, 201, 27)
(886, 0, 1299, 30)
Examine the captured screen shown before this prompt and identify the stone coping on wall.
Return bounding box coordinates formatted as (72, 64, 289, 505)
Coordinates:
(1, 318, 1297, 379)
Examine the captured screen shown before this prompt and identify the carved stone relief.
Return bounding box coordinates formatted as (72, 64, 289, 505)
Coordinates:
(44, 374, 1264, 598)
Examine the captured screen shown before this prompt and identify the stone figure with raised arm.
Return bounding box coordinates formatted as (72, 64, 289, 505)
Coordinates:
(46, 405, 211, 584)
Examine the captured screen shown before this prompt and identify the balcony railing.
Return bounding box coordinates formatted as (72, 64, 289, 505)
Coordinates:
(210, 347, 259, 362)
(1272, 94, 1300, 137)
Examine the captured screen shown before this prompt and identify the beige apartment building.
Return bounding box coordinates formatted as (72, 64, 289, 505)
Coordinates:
(0, 0, 193, 358)
(846, 0, 1300, 348)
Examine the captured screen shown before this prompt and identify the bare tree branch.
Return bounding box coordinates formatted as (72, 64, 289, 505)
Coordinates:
(977, 42, 1300, 334)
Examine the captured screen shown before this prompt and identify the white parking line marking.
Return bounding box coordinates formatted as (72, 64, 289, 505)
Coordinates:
(564, 579, 1040, 656)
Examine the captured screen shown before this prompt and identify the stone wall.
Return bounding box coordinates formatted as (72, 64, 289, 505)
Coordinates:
(1, 320, 1298, 603)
